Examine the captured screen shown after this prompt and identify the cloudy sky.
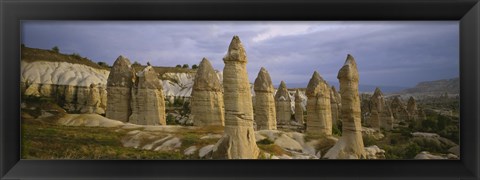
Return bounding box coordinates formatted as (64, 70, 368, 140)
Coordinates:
(22, 21, 459, 88)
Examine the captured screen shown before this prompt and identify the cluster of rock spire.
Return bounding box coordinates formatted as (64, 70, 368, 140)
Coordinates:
(105, 56, 166, 125)
(103, 35, 392, 159)
(362, 88, 426, 130)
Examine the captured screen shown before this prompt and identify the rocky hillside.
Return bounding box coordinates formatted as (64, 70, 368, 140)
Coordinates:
(20, 47, 203, 114)
(400, 77, 459, 95)
(21, 46, 309, 114)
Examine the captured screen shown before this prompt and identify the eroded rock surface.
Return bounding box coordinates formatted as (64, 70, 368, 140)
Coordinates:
(275, 81, 292, 125)
(305, 71, 332, 135)
(129, 66, 166, 125)
(254, 67, 277, 130)
(191, 58, 225, 126)
(324, 54, 366, 159)
(212, 36, 259, 159)
(106, 56, 136, 122)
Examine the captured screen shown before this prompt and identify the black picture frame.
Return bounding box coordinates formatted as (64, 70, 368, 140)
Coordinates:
(1, 0, 479, 179)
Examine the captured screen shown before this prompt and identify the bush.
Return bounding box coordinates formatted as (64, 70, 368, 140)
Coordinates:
(166, 114, 176, 125)
(182, 64, 189, 69)
(71, 53, 82, 59)
(404, 143, 421, 159)
(52, 46, 60, 53)
(97, 61, 109, 68)
(192, 64, 198, 69)
(133, 61, 141, 66)
(332, 121, 342, 136)
(257, 138, 274, 145)
(362, 135, 377, 147)
(176, 64, 182, 68)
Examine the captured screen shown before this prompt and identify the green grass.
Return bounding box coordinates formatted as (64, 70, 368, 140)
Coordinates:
(21, 119, 183, 160)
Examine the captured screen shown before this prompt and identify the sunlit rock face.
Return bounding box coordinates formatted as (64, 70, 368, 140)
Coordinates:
(212, 36, 259, 159)
(191, 58, 225, 127)
(294, 89, 305, 124)
(129, 65, 166, 125)
(368, 87, 394, 130)
(106, 56, 136, 122)
(275, 81, 292, 125)
(21, 61, 109, 114)
(305, 71, 332, 135)
(324, 54, 366, 159)
(254, 67, 277, 130)
(81, 83, 103, 114)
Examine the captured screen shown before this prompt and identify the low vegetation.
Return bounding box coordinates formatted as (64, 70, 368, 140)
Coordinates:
(21, 46, 110, 70)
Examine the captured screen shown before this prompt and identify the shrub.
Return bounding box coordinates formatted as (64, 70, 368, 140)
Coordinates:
(166, 114, 176, 125)
(97, 61, 109, 68)
(362, 135, 377, 147)
(192, 64, 198, 69)
(257, 138, 274, 145)
(175, 64, 182, 68)
(133, 61, 141, 66)
(182, 64, 189, 69)
(404, 143, 421, 159)
(71, 53, 82, 59)
(332, 121, 342, 136)
(52, 46, 60, 53)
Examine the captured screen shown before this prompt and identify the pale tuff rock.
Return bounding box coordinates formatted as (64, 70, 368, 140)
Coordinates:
(81, 84, 103, 114)
(212, 36, 259, 159)
(330, 86, 340, 126)
(390, 96, 409, 122)
(324, 54, 366, 159)
(294, 89, 305, 124)
(275, 81, 292, 125)
(129, 66, 166, 125)
(253, 67, 277, 130)
(368, 87, 393, 130)
(106, 56, 136, 122)
(305, 71, 332, 135)
(191, 58, 225, 126)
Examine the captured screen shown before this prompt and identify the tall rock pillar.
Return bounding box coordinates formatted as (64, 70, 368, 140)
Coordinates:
(275, 81, 292, 125)
(324, 54, 366, 159)
(294, 89, 305, 124)
(106, 56, 135, 122)
(305, 71, 332, 135)
(253, 67, 277, 130)
(369, 87, 394, 130)
(129, 65, 166, 125)
(191, 58, 225, 126)
(407, 96, 418, 121)
(213, 36, 259, 159)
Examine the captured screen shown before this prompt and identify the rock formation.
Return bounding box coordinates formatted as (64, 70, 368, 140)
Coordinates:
(368, 87, 394, 130)
(324, 54, 366, 159)
(330, 86, 340, 126)
(191, 58, 225, 126)
(129, 65, 166, 125)
(407, 96, 418, 121)
(275, 81, 292, 125)
(294, 89, 304, 124)
(305, 71, 332, 135)
(213, 36, 259, 159)
(81, 83, 103, 114)
(106, 56, 136, 122)
(390, 96, 409, 122)
(253, 67, 277, 130)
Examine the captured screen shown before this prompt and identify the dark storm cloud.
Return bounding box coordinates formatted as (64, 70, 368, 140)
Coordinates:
(22, 21, 459, 88)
